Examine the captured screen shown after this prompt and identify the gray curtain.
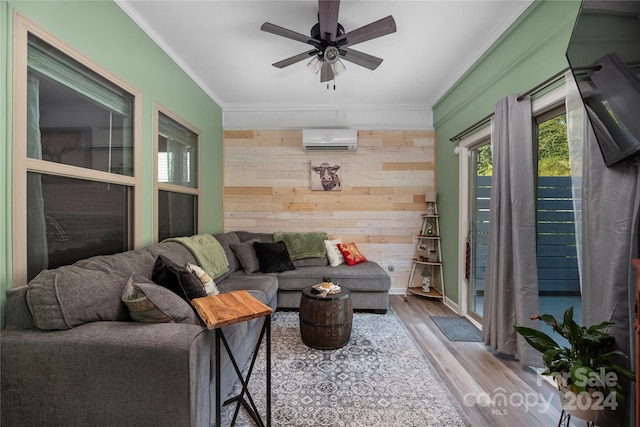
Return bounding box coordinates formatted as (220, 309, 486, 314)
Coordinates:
(482, 95, 540, 366)
(579, 103, 639, 427)
(567, 69, 638, 426)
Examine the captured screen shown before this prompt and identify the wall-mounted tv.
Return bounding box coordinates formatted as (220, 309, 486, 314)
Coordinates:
(566, 0, 640, 167)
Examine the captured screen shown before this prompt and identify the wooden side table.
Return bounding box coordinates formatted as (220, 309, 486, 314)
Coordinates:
(192, 290, 273, 427)
(299, 286, 352, 349)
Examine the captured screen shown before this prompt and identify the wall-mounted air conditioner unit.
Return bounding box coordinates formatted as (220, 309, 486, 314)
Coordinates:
(302, 128, 358, 152)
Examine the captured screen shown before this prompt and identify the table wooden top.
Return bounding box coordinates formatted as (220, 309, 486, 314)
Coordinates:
(191, 290, 273, 329)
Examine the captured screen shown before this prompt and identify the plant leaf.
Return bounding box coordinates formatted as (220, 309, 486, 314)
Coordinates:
(585, 321, 614, 334)
(514, 325, 560, 353)
(611, 364, 636, 381)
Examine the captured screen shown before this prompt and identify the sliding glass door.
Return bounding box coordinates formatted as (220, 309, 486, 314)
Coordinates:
(467, 143, 492, 322)
(535, 108, 581, 344)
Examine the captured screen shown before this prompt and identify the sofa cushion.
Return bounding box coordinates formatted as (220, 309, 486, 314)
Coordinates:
(276, 262, 391, 292)
(236, 231, 274, 243)
(213, 232, 242, 273)
(337, 242, 368, 266)
(26, 265, 131, 330)
(230, 239, 261, 273)
(219, 273, 278, 307)
(292, 257, 328, 268)
(273, 231, 328, 260)
(24, 243, 197, 331)
(253, 241, 296, 273)
(5, 286, 35, 330)
(152, 255, 208, 303)
(121, 274, 200, 324)
(324, 238, 345, 267)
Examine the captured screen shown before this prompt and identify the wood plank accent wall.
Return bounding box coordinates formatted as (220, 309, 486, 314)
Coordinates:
(223, 129, 436, 293)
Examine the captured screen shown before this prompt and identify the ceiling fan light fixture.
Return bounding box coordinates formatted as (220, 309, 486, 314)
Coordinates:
(331, 59, 346, 77)
(324, 46, 340, 63)
(261, 0, 397, 84)
(307, 56, 323, 75)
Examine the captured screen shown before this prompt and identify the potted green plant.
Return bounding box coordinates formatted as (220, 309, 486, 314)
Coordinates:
(514, 307, 635, 421)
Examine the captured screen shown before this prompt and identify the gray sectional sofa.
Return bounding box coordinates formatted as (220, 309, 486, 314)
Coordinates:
(1, 230, 390, 426)
(222, 230, 391, 313)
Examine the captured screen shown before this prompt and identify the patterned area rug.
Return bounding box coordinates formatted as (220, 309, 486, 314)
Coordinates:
(221, 310, 467, 426)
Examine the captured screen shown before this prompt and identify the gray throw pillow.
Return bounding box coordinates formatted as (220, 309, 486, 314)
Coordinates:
(27, 265, 131, 330)
(230, 239, 261, 273)
(121, 274, 200, 325)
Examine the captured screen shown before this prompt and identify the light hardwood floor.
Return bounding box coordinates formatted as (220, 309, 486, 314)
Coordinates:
(390, 295, 566, 427)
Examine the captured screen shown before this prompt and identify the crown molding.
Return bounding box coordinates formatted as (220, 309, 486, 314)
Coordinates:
(222, 103, 431, 112)
(223, 104, 433, 130)
(432, 0, 535, 105)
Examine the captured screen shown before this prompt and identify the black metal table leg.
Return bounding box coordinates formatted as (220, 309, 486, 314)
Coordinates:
(216, 328, 222, 427)
(558, 409, 595, 427)
(215, 315, 271, 427)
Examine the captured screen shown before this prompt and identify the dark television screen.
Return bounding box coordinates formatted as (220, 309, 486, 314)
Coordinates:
(566, 0, 640, 167)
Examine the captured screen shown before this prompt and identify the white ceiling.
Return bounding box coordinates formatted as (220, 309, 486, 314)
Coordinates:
(117, 0, 533, 127)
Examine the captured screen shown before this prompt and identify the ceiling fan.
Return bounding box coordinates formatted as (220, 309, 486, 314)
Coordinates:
(260, 0, 396, 83)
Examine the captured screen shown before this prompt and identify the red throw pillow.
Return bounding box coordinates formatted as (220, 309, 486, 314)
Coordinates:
(337, 242, 368, 266)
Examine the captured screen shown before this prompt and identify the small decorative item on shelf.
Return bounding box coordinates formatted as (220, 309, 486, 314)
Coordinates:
(425, 191, 437, 215)
(421, 266, 431, 292)
(426, 221, 434, 236)
(416, 243, 427, 260)
(428, 250, 438, 263)
(426, 203, 435, 215)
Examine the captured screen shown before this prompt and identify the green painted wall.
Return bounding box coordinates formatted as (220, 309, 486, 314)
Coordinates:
(1, 0, 223, 325)
(432, 0, 581, 305)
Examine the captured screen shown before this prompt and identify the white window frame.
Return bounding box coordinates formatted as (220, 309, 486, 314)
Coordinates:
(12, 13, 142, 286)
(153, 103, 201, 241)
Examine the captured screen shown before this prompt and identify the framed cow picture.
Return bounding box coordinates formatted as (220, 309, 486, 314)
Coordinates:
(310, 161, 342, 191)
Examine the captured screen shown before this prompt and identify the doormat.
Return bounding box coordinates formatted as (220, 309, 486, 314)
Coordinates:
(431, 316, 482, 342)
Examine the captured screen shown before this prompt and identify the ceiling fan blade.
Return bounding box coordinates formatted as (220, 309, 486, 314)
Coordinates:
(261, 22, 320, 47)
(272, 50, 318, 68)
(340, 48, 383, 70)
(320, 61, 335, 82)
(318, 0, 340, 41)
(336, 15, 396, 47)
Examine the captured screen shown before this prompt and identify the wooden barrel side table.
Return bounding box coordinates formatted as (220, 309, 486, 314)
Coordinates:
(299, 286, 353, 350)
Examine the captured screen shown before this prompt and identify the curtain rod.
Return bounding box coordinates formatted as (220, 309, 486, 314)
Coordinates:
(515, 67, 569, 101)
(449, 66, 570, 143)
(448, 113, 493, 142)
